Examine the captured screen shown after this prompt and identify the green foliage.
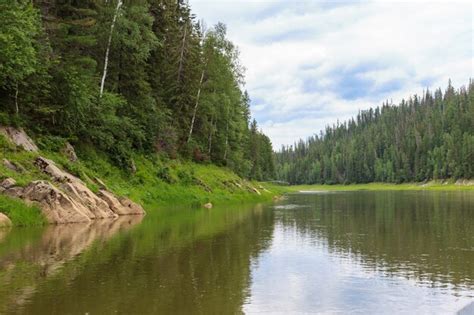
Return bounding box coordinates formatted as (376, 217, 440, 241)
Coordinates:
(276, 81, 474, 184)
(0, 195, 45, 226)
(0, 0, 276, 185)
(36, 135, 67, 152)
(0, 1, 40, 88)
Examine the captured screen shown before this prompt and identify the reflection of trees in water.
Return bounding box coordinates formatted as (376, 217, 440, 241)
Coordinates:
(1, 205, 275, 314)
(277, 191, 474, 289)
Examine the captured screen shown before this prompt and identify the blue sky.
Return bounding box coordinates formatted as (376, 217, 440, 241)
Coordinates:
(190, 0, 473, 149)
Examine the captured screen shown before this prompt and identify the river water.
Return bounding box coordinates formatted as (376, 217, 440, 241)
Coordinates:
(0, 191, 473, 314)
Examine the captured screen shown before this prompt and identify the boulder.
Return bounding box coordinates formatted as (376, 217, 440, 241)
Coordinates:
(0, 178, 16, 189)
(22, 181, 92, 224)
(0, 126, 38, 152)
(119, 197, 146, 215)
(3, 186, 24, 198)
(61, 142, 78, 162)
(98, 190, 126, 214)
(98, 191, 145, 216)
(35, 157, 77, 183)
(61, 182, 117, 219)
(0, 155, 147, 224)
(0, 213, 12, 228)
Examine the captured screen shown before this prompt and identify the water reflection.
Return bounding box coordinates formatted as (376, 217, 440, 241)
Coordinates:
(0, 216, 143, 313)
(0, 205, 274, 314)
(277, 191, 474, 289)
(0, 191, 473, 314)
(245, 191, 474, 314)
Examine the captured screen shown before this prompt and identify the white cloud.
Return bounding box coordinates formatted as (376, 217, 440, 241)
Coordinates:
(191, 0, 473, 149)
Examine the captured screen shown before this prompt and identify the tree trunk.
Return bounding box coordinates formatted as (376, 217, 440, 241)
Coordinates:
(99, 0, 123, 98)
(187, 69, 205, 143)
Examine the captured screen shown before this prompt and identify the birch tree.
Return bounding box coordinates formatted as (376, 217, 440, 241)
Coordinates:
(99, 0, 123, 97)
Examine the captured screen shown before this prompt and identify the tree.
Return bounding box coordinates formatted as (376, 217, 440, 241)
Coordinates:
(0, 1, 41, 114)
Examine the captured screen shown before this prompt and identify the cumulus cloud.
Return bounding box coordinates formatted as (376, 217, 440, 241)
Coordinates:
(191, 0, 473, 149)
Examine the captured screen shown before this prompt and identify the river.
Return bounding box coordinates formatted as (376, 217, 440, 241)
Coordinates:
(1, 191, 473, 314)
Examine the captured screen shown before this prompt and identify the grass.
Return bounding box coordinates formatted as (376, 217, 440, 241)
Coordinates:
(0, 195, 45, 226)
(287, 182, 474, 192)
(0, 135, 284, 226)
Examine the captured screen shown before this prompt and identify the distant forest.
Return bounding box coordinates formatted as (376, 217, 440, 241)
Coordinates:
(276, 81, 473, 184)
(0, 1, 274, 180)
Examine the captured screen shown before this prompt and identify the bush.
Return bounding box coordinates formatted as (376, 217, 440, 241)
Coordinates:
(177, 168, 195, 185)
(36, 135, 67, 151)
(157, 166, 175, 184)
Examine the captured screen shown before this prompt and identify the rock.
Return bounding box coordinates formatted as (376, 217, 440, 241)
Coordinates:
(0, 155, 147, 224)
(0, 213, 12, 228)
(60, 181, 117, 219)
(98, 190, 145, 216)
(22, 181, 92, 224)
(0, 126, 38, 152)
(35, 157, 77, 183)
(3, 186, 24, 198)
(0, 178, 16, 189)
(3, 159, 18, 172)
(119, 197, 146, 215)
(61, 142, 78, 162)
(203, 202, 213, 209)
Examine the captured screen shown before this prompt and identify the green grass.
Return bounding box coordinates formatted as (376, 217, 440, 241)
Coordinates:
(0, 135, 284, 226)
(287, 182, 474, 192)
(0, 195, 45, 226)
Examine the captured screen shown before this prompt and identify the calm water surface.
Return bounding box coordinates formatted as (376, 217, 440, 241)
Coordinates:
(0, 191, 473, 314)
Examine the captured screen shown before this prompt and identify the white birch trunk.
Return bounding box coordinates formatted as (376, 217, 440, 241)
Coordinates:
(187, 69, 205, 143)
(99, 0, 123, 98)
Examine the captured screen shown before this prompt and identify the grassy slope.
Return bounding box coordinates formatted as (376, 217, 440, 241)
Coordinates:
(0, 135, 284, 226)
(287, 182, 474, 192)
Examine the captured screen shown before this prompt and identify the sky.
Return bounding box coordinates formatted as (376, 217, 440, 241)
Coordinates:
(190, 0, 473, 149)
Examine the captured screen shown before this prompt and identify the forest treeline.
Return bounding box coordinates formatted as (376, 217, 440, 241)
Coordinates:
(276, 81, 474, 184)
(0, 0, 274, 180)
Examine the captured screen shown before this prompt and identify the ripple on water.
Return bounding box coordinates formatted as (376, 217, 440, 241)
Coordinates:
(273, 204, 308, 210)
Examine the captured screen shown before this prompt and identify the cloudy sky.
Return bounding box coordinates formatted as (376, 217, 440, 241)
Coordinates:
(190, 0, 473, 149)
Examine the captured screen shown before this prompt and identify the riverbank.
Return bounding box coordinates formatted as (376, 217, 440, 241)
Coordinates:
(0, 131, 284, 226)
(287, 181, 474, 192)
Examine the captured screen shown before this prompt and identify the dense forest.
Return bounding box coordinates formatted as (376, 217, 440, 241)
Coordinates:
(0, 0, 274, 180)
(276, 81, 473, 184)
